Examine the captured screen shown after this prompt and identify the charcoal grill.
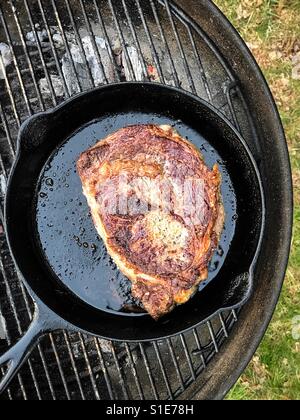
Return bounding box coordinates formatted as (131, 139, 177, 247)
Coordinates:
(0, 0, 292, 400)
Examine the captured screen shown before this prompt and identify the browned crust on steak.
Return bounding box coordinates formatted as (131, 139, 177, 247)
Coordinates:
(77, 125, 224, 320)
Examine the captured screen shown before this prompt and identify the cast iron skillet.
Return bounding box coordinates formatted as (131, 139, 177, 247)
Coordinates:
(0, 82, 265, 393)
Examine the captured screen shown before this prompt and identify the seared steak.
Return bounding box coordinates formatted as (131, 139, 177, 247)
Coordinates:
(77, 125, 224, 319)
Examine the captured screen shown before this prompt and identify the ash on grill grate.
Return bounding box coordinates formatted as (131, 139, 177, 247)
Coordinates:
(0, 43, 12, 79)
(0, 0, 254, 400)
(23, 23, 176, 95)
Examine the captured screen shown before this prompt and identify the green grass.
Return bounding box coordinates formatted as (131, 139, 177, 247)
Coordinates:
(214, 0, 300, 400)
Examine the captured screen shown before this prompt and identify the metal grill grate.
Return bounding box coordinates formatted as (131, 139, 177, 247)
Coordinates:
(0, 0, 255, 400)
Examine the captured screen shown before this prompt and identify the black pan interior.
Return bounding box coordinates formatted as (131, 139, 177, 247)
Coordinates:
(36, 112, 237, 315)
(5, 83, 263, 341)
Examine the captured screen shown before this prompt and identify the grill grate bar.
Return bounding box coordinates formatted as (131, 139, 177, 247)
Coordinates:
(108, 0, 135, 81)
(0, 368, 26, 400)
(78, 333, 101, 400)
(235, 86, 262, 158)
(63, 331, 86, 401)
(180, 334, 196, 381)
(1, 170, 44, 400)
(7, 59, 57, 77)
(0, 95, 37, 116)
(0, 54, 21, 126)
(0, 154, 7, 179)
(64, 0, 95, 88)
(207, 321, 219, 353)
(50, 0, 81, 95)
(139, 343, 159, 400)
(109, 342, 129, 399)
(48, 334, 71, 400)
(0, 103, 15, 155)
(149, 0, 180, 86)
(24, 0, 57, 107)
(0, 184, 61, 400)
(192, 329, 206, 368)
(92, 0, 121, 83)
(0, 272, 27, 401)
(167, 338, 185, 391)
(0, 366, 12, 400)
(163, 0, 196, 93)
(186, 27, 213, 102)
(225, 83, 241, 131)
(0, 5, 32, 118)
(63, 332, 86, 400)
(9, 0, 45, 112)
(124, 343, 144, 400)
(232, 309, 238, 322)
(94, 339, 115, 400)
(37, 0, 69, 97)
(168, 1, 235, 82)
(135, 0, 165, 83)
(19, 286, 58, 400)
(9, 228, 58, 400)
(78, 334, 101, 400)
(153, 342, 173, 400)
(121, 0, 149, 80)
(219, 313, 229, 338)
(0, 258, 41, 399)
(78, 0, 108, 85)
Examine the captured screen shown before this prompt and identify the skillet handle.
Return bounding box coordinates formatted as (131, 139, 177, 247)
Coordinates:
(0, 306, 50, 394)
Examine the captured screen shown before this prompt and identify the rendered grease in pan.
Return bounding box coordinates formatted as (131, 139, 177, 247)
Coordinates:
(36, 112, 237, 316)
